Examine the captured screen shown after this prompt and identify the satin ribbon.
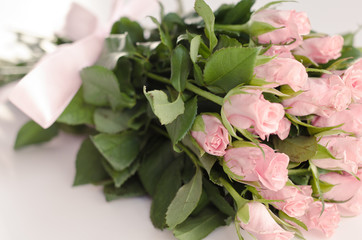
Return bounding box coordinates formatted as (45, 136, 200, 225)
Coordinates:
(9, 0, 157, 128)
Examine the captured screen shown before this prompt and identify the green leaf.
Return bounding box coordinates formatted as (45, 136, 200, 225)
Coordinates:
(309, 161, 322, 199)
(73, 138, 109, 186)
(149, 16, 173, 51)
(102, 158, 139, 188)
(57, 88, 95, 125)
(312, 144, 337, 160)
(193, 63, 204, 86)
(144, 88, 185, 125)
(221, 0, 255, 24)
(173, 208, 226, 240)
(293, 54, 319, 67)
(94, 108, 128, 134)
(216, 35, 242, 50)
(200, 154, 217, 175)
(103, 177, 146, 201)
(190, 35, 201, 63)
(248, 21, 280, 37)
(166, 167, 203, 229)
(166, 97, 198, 145)
(91, 131, 141, 171)
(171, 45, 191, 92)
(319, 180, 335, 194)
(151, 159, 183, 229)
(194, 0, 218, 51)
(273, 136, 318, 163)
(203, 179, 235, 217)
(81, 66, 136, 110)
(111, 17, 144, 42)
(14, 121, 59, 149)
(138, 141, 175, 196)
(204, 47, 260, 93)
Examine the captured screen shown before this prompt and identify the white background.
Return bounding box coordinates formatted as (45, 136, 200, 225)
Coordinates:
(1, 0, 362, 240)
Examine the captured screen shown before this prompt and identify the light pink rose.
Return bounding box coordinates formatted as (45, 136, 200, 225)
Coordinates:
(312, 136, 362, 174)
(259, 186, 313, 217)
(224, 144, 289, 191)
(293, 35, 344, 64)
(191, 114, 229, 156)
(273, 117, 291, 140)
(343, 58, 362, 102)
(223, 89, 285, 140)
(299, 201, 340, 238)
(320, 171, 362, 217)
(239, 202, 294, 240)
(254, 57, 308, 92)
(283, 75, 351, 117)
(313, 103, 362, 137)
(251, 9, 310, 49)
(264, 45, 294, 59)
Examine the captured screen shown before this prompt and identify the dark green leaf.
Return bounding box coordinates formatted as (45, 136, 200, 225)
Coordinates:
(14, 121, 59, 149)
(73, 138, 109, 186)
(166, 167, 203, 228)
(103, 176, 146, 201)
(204, 47, 260, 93)
(114, 57, 134, 96)
(166, 97, 198, 145)
(81, 66, 136, 110)
(221, 0, 255, 24)
(216, 35, 242, 50)
(173, 208, 226, 240)
(111, 17, 144, 42)
(57, 88, 95, 125)
(102, 158, 140, 188)
(94, 108, 128, 134)
(151, 159, 183, 229)
(91, 131, 141, 171)
(191, 190, 210, 216)
(138, 141, 175, 196)
(204, 179, 235, 216)
(171, 45, 191, 92)
(200, 154, 217, 176)
(273, 136, 318, 163)
(194, 0, 218, 51)
(193, 64, 204, 86)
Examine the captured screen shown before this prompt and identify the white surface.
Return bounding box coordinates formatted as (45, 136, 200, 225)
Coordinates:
(1, 0, 362, 240)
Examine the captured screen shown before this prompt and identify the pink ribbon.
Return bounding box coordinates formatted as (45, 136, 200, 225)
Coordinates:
(9, 0, 158, 128)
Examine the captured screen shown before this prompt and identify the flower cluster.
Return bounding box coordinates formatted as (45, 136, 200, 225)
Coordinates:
(12, 0, 362, 240)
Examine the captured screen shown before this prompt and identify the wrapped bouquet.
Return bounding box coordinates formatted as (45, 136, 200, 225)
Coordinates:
(8, 0, 362, 239)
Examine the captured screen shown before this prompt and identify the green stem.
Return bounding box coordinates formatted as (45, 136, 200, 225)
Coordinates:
(149, 124, 170, 139)
(146, 72, 224, 106)
(177, 142, 202, 168)
(288, 169, 311, 176)
(219, 177, 248, 208)
(214, 23, 249, 33)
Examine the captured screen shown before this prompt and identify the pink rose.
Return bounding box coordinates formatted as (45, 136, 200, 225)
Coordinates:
(191, 114, 229, 156)
(259, 186, 313, 217)
(320, 171, 362, 217)
(273, 117, 291, 140)
(293, 35, 344, 64)
(223, 89, 285, 140)
(264, 45, 294, 59)
(313, 103, 362, 137)
(299, 201, 340, 238)
(254, 57, 308, 92)
(343, 58, 362, 102)
(239, 202, 294, 240)
(251, 9, 310, 49)
(283, 75, 351, 117)
(224, 144, 289, 191)
(312, 136, 362, 174)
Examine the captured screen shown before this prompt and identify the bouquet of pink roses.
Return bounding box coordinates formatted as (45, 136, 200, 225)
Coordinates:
(10, 0, 362, 239)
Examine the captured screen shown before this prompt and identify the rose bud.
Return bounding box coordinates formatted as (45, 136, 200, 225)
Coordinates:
(254, 57, 308, 92)
(191, 114, 229, 156)
(223, 89, 285, 140)
(264, 45, 294, 59)
(293, 35, 344, 64)
(251, 9, 310, 49)
(312, 136, 362, 174)
(259, 185, 313, 217)
(224, 143, 289, 191)
(343, 58, 362, 102)
(239, 202, 295, 240)
(282, 75, 351, 117)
